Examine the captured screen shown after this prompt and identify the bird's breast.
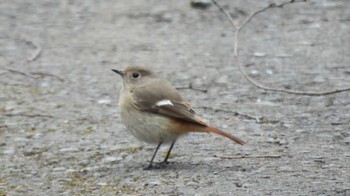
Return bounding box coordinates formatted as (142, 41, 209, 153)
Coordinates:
(118, 91, 181, 144)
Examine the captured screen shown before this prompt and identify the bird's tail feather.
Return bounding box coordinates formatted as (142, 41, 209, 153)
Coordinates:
(204, 125, 246, 145)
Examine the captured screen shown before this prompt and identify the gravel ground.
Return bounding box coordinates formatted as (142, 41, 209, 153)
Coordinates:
(1, 0, 349, 195)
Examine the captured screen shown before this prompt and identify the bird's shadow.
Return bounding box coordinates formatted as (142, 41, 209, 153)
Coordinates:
(123, 160, 244, 173)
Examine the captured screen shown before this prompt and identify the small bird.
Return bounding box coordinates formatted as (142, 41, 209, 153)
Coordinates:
(112, 66, 245, 169)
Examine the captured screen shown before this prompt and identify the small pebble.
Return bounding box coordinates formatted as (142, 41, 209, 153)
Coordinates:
(295, 129, 306, 133)
(59, 147, 79, 153)
(102, 156, 122, 163)
(97, 182, 107, 186)
(190, 0, 212, 9)
(3, 148, 15, 155)
(267, 138, 275, 143)
(53, 167, 66, 172)
(322, 164, 336, 169)
(98, 99, 111, 105)
(253, 52, 266, 57)
(278, 166, 293, 172)
(279, 139, 287, 145)
(215, 75, 229, 84)
(250, 70, 259, 75)
(266, 69, 273, 75)
(343, 136, 350, 145)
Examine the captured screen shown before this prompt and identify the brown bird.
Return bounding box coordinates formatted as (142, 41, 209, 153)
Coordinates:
(112, 66, 245, 169)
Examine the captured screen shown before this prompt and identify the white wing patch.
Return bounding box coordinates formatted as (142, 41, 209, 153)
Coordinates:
(155, 99, 174, 107)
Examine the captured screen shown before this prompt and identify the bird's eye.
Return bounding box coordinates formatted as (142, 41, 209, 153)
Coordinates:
(132, 72, 141, 79)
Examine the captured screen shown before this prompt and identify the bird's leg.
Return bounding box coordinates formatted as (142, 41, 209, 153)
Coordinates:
(161, 140, 176, 164)
(144, 142, 162, 170)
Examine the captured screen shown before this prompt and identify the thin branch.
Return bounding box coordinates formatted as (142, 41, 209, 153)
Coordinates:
(211, 0, 239, 55)
(235, 1, 303, 56)
(214, 154, 282, 159)
(212, 0, 350, 96)
(2, 69, 64, 82)
(3, 69, 38, 79)
(1, 113, 53, 118)
(30, 72, 65, 82)
(195, 107, 279, 124)
(238, 1, 304, 35)
(176, 83, 208, 93)
(27, 40, 42, 62)
(17, 36, 42, 62)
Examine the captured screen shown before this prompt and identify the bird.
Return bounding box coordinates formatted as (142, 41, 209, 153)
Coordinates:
(112, 65, 245, 169)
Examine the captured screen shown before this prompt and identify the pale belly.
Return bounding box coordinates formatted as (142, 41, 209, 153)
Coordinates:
(119, 105, 182, 144)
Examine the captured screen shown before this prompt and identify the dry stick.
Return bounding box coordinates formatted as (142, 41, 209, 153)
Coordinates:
(212, 0, 350, 96)
(19, 36, 42, 62)
(176, 86, 208, 93)
(27, 41, 42, 62)
(2, 69, 64, 82)
(30, 72, 65, 82)
(214, 154, 281, 159)
(176, 83, 208, 93)
(2, 113, 53, 118)
(3, 69, 38, 79)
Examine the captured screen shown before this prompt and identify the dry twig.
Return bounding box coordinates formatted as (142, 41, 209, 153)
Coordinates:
(19, 36, 42, 62)
(176, 83, 208, 93)
(30, 72, 65, 82)
(2, 69, 64, 82)
(212, 0, 350, 96)
(1, 113, 53, 118)
(27, 41, 42, 62)
(3, 69, 38, 79)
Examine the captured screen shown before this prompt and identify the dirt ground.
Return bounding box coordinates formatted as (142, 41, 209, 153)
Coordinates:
(1, 0, 349, 195)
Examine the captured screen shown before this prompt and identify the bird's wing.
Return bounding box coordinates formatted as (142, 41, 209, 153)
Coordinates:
(131, 80, 207, 126)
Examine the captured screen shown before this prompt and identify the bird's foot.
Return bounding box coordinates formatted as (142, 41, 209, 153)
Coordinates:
(143, 163, 166, 170)
(143, 161, 174, 170)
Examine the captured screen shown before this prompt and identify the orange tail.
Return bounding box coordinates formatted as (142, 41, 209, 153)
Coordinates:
(204, 125, 246, 145)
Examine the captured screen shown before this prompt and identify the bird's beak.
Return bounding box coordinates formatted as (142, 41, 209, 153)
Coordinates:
(111, 69, 124, 77)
